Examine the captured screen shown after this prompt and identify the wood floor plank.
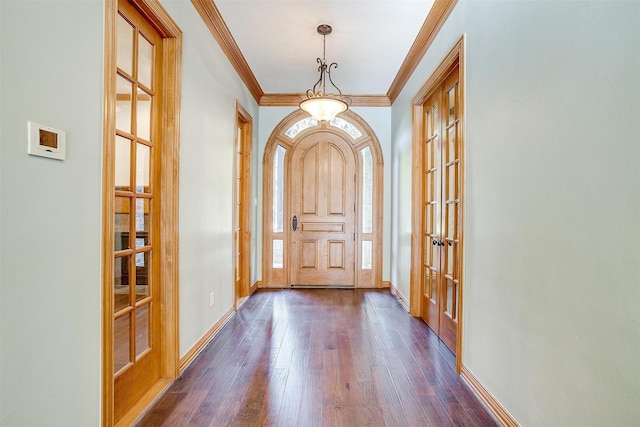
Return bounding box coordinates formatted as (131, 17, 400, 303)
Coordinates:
(137, 289, 497, 427)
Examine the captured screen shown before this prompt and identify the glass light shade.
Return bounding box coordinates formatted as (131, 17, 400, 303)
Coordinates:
(299, 96, 348, 122)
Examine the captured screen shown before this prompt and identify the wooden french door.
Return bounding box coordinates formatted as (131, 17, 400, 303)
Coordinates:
(421, 64, 462, 354)
(112, 0, 162, 421)
(289, 132, 356, 286)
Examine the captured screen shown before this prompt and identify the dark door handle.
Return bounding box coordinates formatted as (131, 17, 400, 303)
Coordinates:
(292, 215, 297, 231)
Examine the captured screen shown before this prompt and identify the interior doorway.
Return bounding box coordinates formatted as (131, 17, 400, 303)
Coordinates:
(410, 36, 465, 371)
(102, 0, 181, 425)
(262, 110, 383, 288)
(234, 102, 253, 305)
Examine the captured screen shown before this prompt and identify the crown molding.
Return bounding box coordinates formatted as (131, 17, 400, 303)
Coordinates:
(192, 0, 455, 107)
(259, 94, 391, 108)
(387, 0, 458, 104)
(190, 0, 264, 103)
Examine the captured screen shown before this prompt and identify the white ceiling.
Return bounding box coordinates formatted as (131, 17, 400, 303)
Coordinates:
(214, 0, 436, 96)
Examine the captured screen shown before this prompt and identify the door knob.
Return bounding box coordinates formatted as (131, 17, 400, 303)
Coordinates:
(292, 215, 297, 231)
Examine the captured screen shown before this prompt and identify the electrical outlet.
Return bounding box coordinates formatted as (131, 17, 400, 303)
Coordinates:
(209, 292, 215, 307)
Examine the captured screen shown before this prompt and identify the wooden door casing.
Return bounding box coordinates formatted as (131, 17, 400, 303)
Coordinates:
(412, 40, 464, 362)
(289, 133, 356, 286)
(103, 0, 181, 425)
(262, 111, 384, 290)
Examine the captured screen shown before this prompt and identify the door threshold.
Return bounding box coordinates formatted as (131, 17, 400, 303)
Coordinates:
(290, 284, 355, 289)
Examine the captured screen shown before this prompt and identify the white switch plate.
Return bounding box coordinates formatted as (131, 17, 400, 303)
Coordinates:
(209, 292, 215, 307)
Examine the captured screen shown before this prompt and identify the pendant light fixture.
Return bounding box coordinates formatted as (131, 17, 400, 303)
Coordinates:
(299, 24, 350, 121)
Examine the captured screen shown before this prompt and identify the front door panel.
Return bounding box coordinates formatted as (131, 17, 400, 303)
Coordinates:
(289, 133, 355, 286)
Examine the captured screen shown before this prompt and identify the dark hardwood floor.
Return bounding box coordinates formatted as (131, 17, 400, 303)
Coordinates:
(137, 289, 497, 427)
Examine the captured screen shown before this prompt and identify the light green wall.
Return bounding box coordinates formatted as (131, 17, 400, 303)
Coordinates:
(0, 1, 259, 425)
(391, 1, 640, 425)
(156, 0, 259, 360)
(0, 1, 104, 425)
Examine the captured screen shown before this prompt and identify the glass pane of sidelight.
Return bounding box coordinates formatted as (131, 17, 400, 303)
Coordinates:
(362, 241, 372, 269)
(273, 240, 283, 268)
(116, 75, 133, 134)
(116, 14, 133, 76)
(136, 87, 152, 141)
(115, 197, 131, 251)
(114, 313, 131, 373)
(273, 146, 286, 233)
(138, 33, 153, 89)
(114, 255, 130, 312)
(136, 143, 151, 193)
(135, 304, 151, 358)
(361, 147, 373, 233)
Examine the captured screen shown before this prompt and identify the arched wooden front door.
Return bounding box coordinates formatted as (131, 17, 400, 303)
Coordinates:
(289, 132, 356, 286)
(263, 111, 384, 288)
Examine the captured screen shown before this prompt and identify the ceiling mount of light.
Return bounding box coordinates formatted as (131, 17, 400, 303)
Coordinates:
(299, 24, 351, 122)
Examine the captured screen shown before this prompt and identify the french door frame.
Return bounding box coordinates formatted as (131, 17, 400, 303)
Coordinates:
(410, 36, 465, 372)
(102, 1, 182, 425)
(234, 101, 253, 306)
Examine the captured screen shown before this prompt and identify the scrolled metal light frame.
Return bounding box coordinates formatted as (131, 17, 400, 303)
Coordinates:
(299, 24, 351, 121)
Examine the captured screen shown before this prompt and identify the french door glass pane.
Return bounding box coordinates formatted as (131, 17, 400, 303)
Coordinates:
(135, 304, 150, 358)
(445, 279, 454, 317)
(115, 197, 131, 251)
(447, 126, 457, 163)
(135, 198, 149, 235)
(447, 163, 457, 201)
(448, 87, 456, 124)
(114, 256, 130, 312)
(116, 14, 133, 76)
(115, 136, 131, 191)
(114, 313, 130, 373)
(135, 251, 150, 292)
(138, 33, 153, 89)
(136, 143, 150, 193)
(116, 75, 133, 134)
(136, 87, 152, 141)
